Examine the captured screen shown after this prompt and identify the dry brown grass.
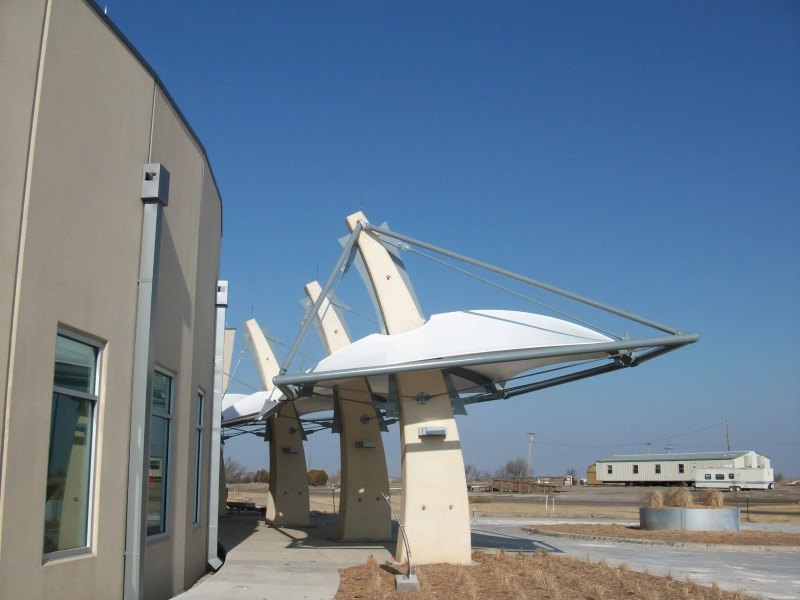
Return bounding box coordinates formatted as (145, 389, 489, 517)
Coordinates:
(335, 551, 757, 600)
(530, 523, 800, 546)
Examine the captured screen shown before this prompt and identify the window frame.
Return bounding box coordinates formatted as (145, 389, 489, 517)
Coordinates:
(632, 464, 639, 475)
(655, 464, 661, 474)
(678, 463, 685, 474)
(193, 389, 205, 525)
(607, 465, 613, 474)
(44, 330, 102, 562)
(147, 368, 174, 538)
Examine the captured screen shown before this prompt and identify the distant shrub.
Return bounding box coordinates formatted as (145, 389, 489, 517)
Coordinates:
(647, 490, 664, 508)
(308, 469, 329, 486)
(664, 488, 693, 508)
(701, 489, 725, 508)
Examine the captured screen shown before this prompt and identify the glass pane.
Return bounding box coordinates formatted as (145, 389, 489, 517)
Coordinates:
(194, 429, 202, 523)
(44, 393, 93, 553)
(152, 371, 171, 413)
(54, 336, 96, 393)
(147, 415, 169, 535)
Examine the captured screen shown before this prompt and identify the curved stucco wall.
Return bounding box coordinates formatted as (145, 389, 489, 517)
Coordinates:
(0, 1, 222, 599)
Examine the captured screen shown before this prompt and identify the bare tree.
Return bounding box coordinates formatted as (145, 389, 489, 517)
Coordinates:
(503, 457, 528, 479)
(566, 467, 578, 478)
(224, 455, 247, 483)
(464, 464, 481, 482)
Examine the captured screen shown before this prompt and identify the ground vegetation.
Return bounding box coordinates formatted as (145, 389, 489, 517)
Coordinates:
(336, 549, 757, 599)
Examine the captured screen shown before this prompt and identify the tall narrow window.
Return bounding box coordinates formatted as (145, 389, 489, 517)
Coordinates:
(44, 333, 100, 558)
(655, 464, 662, 474)
(147, 370, 172, 535)
(607, 465, 613, 474)
(632, 464, 639, 474)
(678, 463, 685, 474)
(193, 391, 204, 524)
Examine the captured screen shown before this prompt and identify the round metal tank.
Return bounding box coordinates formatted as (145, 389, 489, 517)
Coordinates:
(639, 507, 740, 532)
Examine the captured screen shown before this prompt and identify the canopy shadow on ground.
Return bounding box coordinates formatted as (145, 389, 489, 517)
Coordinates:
(218, 513, 262, 553)
(471, 528, 563, 554)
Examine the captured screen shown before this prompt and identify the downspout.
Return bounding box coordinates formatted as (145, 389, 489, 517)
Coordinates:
(207, 280, 228, 571)
(124, 164, 169, 600)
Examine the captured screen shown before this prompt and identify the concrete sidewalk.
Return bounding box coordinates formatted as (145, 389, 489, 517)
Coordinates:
(174, 512, 394, 600)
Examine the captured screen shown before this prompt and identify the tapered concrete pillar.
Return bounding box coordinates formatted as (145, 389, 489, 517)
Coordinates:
(345, 212, 471, 564)
(244, 319, 310, 526)
(305, 282, 391, 540)
(265, 403, 310, 526)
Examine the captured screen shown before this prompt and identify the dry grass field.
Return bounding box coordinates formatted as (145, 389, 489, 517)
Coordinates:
(530, 523, 800, 546)
(335, 550, 757, 600)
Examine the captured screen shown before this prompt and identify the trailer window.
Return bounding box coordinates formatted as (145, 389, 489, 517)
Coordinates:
(607, 465, 613, 474)
(633, 465, 639, 474)
(678, 464, 685, 473)
(655, 464, 661, 474)
(715, 474, 725, 480)
(728, 473, 735, 480)
(705, 474, 712, 480)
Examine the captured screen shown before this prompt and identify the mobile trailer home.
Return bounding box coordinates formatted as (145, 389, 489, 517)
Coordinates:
(592, 451, 770, 486)
(694, 467, 774, 491)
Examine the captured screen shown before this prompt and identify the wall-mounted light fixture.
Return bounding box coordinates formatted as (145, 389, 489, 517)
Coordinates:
(418, 426, 447, 437)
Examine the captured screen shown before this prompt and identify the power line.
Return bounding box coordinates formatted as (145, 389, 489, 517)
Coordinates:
(534, 421, 726, 449)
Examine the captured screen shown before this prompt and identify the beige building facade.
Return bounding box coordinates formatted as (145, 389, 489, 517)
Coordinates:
(1, 1, 223, 599)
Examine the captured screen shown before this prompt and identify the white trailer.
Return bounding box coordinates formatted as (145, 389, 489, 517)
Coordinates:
(694, 467, 774, 491)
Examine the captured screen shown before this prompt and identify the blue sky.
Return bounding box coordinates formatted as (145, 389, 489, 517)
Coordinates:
(106, 1, 799, 477)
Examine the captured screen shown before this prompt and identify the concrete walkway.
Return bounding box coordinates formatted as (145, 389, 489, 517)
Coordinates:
(175, 512, 394, 600)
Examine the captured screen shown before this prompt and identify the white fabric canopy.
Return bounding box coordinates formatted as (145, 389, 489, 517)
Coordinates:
(222, 390, 278, 423)
(311, 309, 614, 392)
(223, 388, 334, 424)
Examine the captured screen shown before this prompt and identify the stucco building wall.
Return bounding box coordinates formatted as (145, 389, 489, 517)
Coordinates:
(0, 1, 223, 599)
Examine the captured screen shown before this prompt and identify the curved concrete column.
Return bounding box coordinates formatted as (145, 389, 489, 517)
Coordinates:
(345, 212, 471, 564)
(244, 319, 309, 526)
(265, 403, 310, 526)
(305, 282, 391, 541)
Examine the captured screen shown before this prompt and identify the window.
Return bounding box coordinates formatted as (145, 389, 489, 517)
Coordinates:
(607, 465, 613, 474)
(705, 474, 712, 480)
(193, 391, 204, 525)
(147, 370, 172, 536)
(715, 474, 725, 480)
(632, 464, 639, 474)
(655, 464, 662, 474)
(678, 464, 685, 474)
(44, 333, 100, 558)
(728, 473, 735, 480)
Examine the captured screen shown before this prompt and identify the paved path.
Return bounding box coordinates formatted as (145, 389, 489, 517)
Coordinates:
(175, 513, 393, 600)
(175, 514, 800, 599)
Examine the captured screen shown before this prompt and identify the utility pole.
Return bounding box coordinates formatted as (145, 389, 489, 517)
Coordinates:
(725, 420, 732, 452)
(664, 443, 673, 454)
(527, 432, 535, 478)
(646, 442, 653, 454)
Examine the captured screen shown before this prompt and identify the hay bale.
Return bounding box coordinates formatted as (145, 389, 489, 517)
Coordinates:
(701, 489, 725, 508)
(646, 490, 664, 508)
(664, 487, 694, 508)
